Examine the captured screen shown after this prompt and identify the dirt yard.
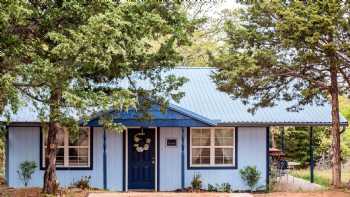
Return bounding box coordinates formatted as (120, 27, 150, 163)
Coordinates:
(0, 187, 88, 197)
(1, 188, 350, 197)
(254, 191, 350, 197)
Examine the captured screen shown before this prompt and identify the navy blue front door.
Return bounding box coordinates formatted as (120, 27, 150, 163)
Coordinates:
(128, 128, 155, 189)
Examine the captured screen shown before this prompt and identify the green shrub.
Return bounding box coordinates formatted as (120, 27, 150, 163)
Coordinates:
(207, 184, 217, 192)
(191, 174, 202, 191)
(218, 182, 231, 192)
(207, 183, 231, 192)
(239, 166, 261, 192)
(72, 176, 91, 190)
(17, 161, 37, 187)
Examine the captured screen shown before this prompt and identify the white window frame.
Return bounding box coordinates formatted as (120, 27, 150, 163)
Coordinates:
(189, 127, 236, 167)
(42, 127, 91, 168)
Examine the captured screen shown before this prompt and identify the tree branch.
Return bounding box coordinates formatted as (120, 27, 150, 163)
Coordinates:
(338, 67, 350, 88)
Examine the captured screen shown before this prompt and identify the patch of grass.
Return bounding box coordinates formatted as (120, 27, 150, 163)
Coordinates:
(290, 168, 350, 187)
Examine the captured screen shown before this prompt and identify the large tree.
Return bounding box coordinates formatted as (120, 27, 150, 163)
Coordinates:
(212, 1, 350, 187)
(2, 0, 192, 194)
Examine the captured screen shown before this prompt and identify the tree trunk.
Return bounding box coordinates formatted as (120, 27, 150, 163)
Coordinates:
(330, 62, 342, 188)
(42, 88, 62, 194)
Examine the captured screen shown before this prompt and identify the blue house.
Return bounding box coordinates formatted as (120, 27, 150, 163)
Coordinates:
(4, 67, 348, 191)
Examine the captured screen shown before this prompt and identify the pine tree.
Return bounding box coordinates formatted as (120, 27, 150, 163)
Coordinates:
(212, 1, 350, 187)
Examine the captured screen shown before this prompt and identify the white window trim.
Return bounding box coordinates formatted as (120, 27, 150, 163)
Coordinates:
(189, 127, 236, 167)
(42, 127, 91, 168)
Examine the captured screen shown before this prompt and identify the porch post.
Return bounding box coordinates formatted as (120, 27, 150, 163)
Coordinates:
(309, 126, 314, 183)
(266, 127, 270, 192)
(181, 127, 185, 189)
(280, 126, 285, 153)
(103, 128, 107, 189)
(5, 126, 9, 184)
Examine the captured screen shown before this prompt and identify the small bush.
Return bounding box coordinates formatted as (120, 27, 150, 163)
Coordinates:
(72, 176, 91, 190)
(191, 174, 202, 191)
(207, 184, 217, 192)
(17, 161, 37, 187)
(239, 166, 261, 192)
(207, 183, 231, 192)
(219, 182, 231, 192)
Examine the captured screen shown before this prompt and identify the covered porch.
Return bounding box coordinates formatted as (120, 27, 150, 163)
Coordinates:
(267, 123, 348, 190)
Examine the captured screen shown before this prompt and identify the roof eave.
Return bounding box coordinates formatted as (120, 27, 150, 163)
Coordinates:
(217, 121, 348, 127)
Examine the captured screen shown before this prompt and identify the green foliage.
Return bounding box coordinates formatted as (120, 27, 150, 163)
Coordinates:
(207, 184, 217, 192)
(71, 176, 91, 190)
(269, 166, 278, 191)
(239, 166, 261, 192)
(1, 0, 194, 131)
(211, 1, 350, 186)
(339, 97, 350, 159)
(17, 161, 37, 187)
(177, 31, 220, 67)
(190, 173, 202, 191)
(274, 126, 350, 165)
(1, 1, 194, 192)
(207, 183, 231, 192)
(274, 127, 322, 165)
(212, 1, 350, 111)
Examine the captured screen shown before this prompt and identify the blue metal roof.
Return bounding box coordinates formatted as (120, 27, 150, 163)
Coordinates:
(87, 104, 216, 127)
(167, 67, 348, 126)
(2, 67, 348, 126)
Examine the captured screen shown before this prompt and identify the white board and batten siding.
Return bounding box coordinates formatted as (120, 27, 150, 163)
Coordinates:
(158, 127, 267, 191)
(8, 127, 124, 190)
(8, 126, 267, 191)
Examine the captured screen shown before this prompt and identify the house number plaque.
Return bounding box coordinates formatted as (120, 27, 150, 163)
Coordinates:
(166, 139, 177, 147)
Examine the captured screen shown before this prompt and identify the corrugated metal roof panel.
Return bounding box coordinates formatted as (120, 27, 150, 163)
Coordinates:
(2, 67, 348, 125)
(168, 67, 348, 126)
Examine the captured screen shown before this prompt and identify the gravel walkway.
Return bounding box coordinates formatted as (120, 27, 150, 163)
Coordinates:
(274, 175, 323, 191)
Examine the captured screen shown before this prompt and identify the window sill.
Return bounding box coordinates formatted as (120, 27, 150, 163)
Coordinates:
(188, 165, 237, 170)
(40, 166, 92, 171)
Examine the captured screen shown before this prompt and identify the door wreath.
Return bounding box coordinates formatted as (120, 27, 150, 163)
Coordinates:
(133, 131, 151, 152)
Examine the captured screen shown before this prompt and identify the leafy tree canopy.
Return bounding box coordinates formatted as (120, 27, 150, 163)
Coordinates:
(1, 1, 194, 193)
(212, 1, 350, 111)
(211, 1, 350, 186)
(1, 0, 194, 130)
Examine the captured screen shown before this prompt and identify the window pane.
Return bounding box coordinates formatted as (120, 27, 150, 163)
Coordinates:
(215, 148, 233, 165)
(56, 148, 65, 166)
(215, 129, 233, 146)
(43, 129, 65, 146)
(200, 137, 210, 146)
(224, 157, 233, 164)
(192, 138, 201, 146)
(192, 129, 201, 137)
(69, 128, 89, 146)
(201, 157, 210, 164)
(201, 129, 210, 138)
(215, 148, 223, 157)
(192, 129, 210, 146)
(192, 148, 210, 165)
(215, 157, 223, 164)
(69, 148, 89, 166)
(215, 129, 233, 137)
